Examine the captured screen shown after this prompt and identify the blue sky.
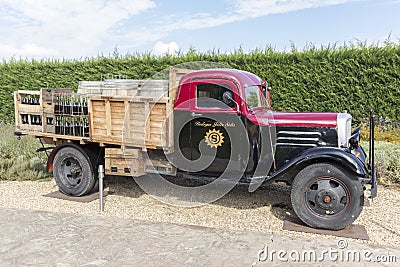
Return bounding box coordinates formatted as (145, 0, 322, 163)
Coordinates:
(0, 0, 399, 60)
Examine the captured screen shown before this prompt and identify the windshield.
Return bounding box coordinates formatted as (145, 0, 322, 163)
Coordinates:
(245, 85, 264, 109)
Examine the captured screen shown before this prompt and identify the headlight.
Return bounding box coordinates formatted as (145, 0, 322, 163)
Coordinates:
(337, 113, 352, 148)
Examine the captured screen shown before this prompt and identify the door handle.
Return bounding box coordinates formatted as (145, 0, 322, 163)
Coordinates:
(191, 112, 203, 117)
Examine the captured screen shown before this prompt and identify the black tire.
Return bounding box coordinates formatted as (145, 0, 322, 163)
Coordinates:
(291, 163, 364, 230)
(53, 146, 96, 196)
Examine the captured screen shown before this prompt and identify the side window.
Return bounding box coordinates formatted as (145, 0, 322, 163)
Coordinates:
(196, 84, 234, 108)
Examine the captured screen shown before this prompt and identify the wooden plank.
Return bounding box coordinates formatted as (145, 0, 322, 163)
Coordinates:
(92, 105, 106, 112)
(124, 100, 130, 137)
(150, 108, 166, 115)
(91, 135, 146, 147)
(127, 125, 145, 132)
(149, 114, 167, 122)
(130, 114, 145, 121)
(92, 117, 107, 124)
(105, 147, 141, 158)
(150, 130, 164, 138)
(129, 102, 145, 109)
(144, 101, 150, 142)
(109, 101, 126, 108)
(105, 100, 111, 136)
(17, 131, 88, 141)
(130, 120, 145, 127)
(92, 129, 107, 136)
(17, 90, 40, 95)
(91, 100, 105, 106)
(110, 121, 125, 127)
(149, 133, 162, 140)
(92, 125, 108, 130)
(18, 104, 41, 113)
(149, 121, 164, 128)
(111, 130, 122, 136)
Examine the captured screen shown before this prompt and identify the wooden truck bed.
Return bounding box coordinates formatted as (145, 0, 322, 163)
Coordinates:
(14, 68, 192, 150)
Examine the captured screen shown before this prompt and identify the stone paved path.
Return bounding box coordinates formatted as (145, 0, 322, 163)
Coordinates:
(0, 207, 399, 266)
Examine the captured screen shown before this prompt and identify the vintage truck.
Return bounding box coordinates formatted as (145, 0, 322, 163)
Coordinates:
(14, 68, 376, 230)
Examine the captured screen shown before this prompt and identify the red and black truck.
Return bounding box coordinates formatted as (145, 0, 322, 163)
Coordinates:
(14, 67, 376, 230)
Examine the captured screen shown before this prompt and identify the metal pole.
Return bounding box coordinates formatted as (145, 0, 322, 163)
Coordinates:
(98, 165, 104, 213)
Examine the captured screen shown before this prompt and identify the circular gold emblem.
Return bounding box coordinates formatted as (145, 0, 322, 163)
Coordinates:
(205, 128, 224, 148)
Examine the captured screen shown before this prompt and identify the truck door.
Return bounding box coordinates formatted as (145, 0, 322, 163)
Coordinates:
(189, 79, 243, 173)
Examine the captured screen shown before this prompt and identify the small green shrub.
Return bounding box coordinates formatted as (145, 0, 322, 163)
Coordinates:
(0, 123, 50, 181)
(362, 141, 400, 185)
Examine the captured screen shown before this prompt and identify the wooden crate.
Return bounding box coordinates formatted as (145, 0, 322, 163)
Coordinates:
(105, 147, 144, 176)
(14, 91, 42, 132)
(17, 113, 43, 132)
(89, 95, 171, 149)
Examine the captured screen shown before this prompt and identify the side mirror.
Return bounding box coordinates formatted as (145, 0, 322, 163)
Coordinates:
(222, 91, 236, 107)
(222, 91, 234, 103)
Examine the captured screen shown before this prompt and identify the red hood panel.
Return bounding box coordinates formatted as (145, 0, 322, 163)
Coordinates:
(271, 112, 337, 128)
(248, 109, 338, 128)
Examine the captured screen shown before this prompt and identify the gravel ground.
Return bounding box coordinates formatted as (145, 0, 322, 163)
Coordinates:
(0, 176, 399, 248)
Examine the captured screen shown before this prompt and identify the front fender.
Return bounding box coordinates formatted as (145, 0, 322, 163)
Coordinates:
(268, 147, 368, 182)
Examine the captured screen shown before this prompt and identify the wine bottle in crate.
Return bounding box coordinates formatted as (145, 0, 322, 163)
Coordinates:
(82, 97, 88, 115)
(83, 117, 89, 137)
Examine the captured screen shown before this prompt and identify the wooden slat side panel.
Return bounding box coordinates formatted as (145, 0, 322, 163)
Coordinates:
(90, 100, 107, 138)
(89, 94, 170, 148)
(105, 148, 144, 176)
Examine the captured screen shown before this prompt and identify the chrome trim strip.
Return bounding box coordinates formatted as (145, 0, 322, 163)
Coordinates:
(277, 131, 322, 136)
(276, 143, 318, 147)
(277, 137, 319, 142)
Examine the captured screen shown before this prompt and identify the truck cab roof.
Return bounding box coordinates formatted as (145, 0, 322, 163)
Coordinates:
(179, 69, 263, 88)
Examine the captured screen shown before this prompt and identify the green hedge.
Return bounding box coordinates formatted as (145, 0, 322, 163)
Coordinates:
(1, 43, 400, 124)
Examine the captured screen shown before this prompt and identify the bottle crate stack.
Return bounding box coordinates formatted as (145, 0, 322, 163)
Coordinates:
(53, 93, 89, 137)
(15, 88, 90, 137)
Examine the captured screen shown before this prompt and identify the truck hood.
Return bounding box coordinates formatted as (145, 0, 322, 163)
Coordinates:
(248, 109, 338, 128)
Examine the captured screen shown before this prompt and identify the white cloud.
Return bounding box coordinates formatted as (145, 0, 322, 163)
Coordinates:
(0, 43, 59, 59)
(0, 0, 156, 59)
(152, 41, 180, 56)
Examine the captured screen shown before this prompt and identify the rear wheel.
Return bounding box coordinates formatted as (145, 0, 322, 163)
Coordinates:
(291, 163, 364, 230)
(53, 146, 96, 196)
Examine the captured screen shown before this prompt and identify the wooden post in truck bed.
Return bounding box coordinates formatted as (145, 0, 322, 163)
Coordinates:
(166, 68, 193, 151)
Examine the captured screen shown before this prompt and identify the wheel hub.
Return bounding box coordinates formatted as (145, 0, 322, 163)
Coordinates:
(316, 189, 340, 210)
(305, 178, 349, 216)
(60, 157, 83, 187)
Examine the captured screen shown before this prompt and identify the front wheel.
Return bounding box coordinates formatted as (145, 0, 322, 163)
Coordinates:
(53, 146, 96, 196)
(291, 163, 364, 230)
